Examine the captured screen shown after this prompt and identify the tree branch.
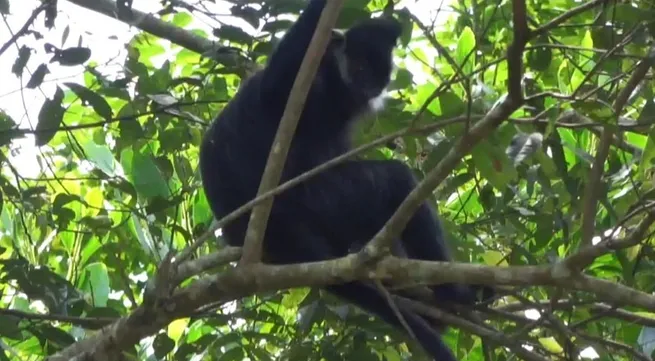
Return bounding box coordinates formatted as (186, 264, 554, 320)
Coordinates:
(240, 0, 346, 264)
(0, 2, 48, 57)
(47, 252, 655, 360)
(580, 46, 655, 248)
(64, 0, 248, 63)
(361, 0, 528, 259)
(557, 205, 655, 275)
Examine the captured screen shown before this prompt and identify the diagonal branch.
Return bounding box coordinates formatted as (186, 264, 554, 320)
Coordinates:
(530, 0, 608, 38)
(0, 2, 48, 57)
(239, 0, 345, 263)
(361, 0, 529, 259)
(580, 49, 655, 249)
(558, 203, 655, 275)
(64, 0, 249, 64)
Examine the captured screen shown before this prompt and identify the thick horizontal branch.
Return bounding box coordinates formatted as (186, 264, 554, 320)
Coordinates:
(49, 254, 655, 360)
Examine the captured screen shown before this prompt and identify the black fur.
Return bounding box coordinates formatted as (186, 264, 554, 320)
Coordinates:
(199, 1, 491, 359)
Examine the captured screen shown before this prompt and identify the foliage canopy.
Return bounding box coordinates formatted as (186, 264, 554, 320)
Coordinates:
(2, 0, 655, 360)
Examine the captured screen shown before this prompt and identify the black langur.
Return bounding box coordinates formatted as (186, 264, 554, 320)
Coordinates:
(199, 1, 492, 359)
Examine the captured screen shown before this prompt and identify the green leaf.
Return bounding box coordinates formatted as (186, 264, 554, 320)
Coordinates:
(121, 148, 170, 199)
(63, 82, 113, 119)
(389, 68, 413, 90)
(193, 188, 212, 228)
(396, 8, 413, 47)
(35, 86, 64, 146)
(262, 19, 293, 33)
(52, 193, 80, 211)
(153, 333, 176, 358)
(335, 7, 370, 28)
(213, 24, 253, 45)
(0, 110, 18, 147)
(579, 30, 594, 70)
(438, 91, 465, 117)
(11, 46, 31, 77)
(82, 263, 110, 307)
(0, 315, 21, 339)
(527, 38, 552, 72)
(52, 47, 91, 66)
(538, 336, 564, 354)
(471, 140, 517, 189)
(26, 63, 49, 89)
(117, 102, 145, 144)
(81, 137, 118, 177)
(174, 155, 193, 187)
(455, 26, 476, 75)
(413, 83, 441, 116)
(36, 324, 76, 347)
(172, 12, 193, 27)
(219, 346, 245, 361)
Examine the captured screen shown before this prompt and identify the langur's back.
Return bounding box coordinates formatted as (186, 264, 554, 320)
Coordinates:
(199, 71, 276, 219)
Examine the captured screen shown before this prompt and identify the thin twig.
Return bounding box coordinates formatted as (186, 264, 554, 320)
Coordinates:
(0, 2, 48, 57)
(373, 280, 417, 340)
(580, 49, 655, 248)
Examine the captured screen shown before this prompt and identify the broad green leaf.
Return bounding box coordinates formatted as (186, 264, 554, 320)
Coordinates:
(580, 30, 594, 70)
(471, 140, 517, 189)
(63, 82, 113, 119)
(455, 26, 476, 75)
(53, 47, 91, 66)
(35, 86, 65, 146)
(172, 12, 193, 27)
(168, 318, 190, 342)
(81, 137, 119, 177)
(82, 262, 110, 307)
(153, 333, 176, 359)
(26, 63, 49, 89)
(539, 337, 564, 354)
(121, 148, 170, 199)
(412, 83, 441, 116)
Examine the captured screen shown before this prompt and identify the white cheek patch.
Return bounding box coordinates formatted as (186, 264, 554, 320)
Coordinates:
(367, 64, 397, 112)
(368, 88, 389, 112)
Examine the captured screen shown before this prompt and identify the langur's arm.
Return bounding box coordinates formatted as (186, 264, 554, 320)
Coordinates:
(260, 0, 327, 100)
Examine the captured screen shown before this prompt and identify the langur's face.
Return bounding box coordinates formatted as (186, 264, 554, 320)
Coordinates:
(341, 18, 402, 100)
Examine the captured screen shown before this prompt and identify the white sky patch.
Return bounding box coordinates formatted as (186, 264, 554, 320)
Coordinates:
(1, 0, 452, 179)
(524, 308, 541, 320)
(591, 226, 623, 245)
(579, 346, 599, 359)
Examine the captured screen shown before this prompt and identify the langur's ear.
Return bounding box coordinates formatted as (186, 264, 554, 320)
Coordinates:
(343, 18, 401, 49)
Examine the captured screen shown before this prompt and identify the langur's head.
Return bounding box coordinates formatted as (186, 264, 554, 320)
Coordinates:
(332, 17, 402, 101)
